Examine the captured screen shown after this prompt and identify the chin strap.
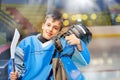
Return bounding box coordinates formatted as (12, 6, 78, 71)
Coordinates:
(50, 37, 63, 79)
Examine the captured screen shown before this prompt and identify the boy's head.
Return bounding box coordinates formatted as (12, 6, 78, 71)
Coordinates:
(42, 10, 64, 40)
(45, 10, 63, 30)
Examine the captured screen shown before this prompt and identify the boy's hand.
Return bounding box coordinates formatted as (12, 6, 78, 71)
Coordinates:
(65, 34, 82, 51)
(10, 71, 18, 80)
(65, 34, 80, 45)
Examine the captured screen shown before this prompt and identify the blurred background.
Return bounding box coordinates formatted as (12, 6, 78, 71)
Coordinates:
(0, 0, 120, 80)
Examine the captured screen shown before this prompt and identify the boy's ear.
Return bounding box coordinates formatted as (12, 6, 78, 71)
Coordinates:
(42, 23, 44, 29)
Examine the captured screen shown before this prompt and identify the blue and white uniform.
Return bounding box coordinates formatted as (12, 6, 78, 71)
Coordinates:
(8, 34, 90, 80)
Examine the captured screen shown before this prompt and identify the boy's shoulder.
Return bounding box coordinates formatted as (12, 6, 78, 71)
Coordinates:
(20, 34, 40, 43)
(25, 33, 41, 39)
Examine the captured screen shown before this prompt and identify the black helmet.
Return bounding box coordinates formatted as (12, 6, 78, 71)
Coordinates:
(63, 24, 92, 45)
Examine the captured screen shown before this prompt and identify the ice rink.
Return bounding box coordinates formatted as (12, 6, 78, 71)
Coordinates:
(81, 26, 120, 80)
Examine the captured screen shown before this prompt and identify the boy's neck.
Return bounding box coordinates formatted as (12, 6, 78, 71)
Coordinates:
(38, 35, 49, 43)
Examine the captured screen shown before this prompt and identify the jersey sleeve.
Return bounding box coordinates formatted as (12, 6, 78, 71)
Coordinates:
(72, 40, 90, 67)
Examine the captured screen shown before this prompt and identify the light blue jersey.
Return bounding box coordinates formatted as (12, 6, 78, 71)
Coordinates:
(8, 34, 90, 80)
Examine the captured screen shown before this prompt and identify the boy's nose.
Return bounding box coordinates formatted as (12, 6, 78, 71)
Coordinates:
(49, 27, 53, 31)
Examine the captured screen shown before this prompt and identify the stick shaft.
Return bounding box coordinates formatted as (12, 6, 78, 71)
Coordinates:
(12, 59, 15, 72)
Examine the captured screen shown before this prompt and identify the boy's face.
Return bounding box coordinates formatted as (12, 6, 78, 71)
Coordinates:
(42, 17, 61, 40)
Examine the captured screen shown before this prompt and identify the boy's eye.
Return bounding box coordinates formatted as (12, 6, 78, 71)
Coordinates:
(54, 27, 58, 30)
(47, 24, 50, 26)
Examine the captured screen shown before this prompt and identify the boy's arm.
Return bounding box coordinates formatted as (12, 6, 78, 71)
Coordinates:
(9, 47, 24, 80)
(72, 40, 90, 66)
(14, 47, 25, 79)
(65, 34, 90, 65)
